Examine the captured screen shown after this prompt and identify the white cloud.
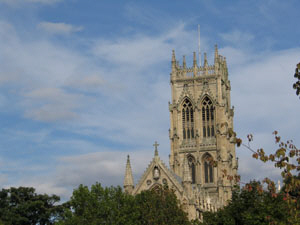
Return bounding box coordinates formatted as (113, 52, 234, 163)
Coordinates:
(92, 23, 200, 69)
(0, 20, 100, 122)
(0, 14, 299, 201)
(7, 150, 158, 200)
(238, 153, 282, 183)
(220, 30, 254, 47)
(214, 40, 300, 185)
(231, 48, 300, 129)
(38, 22, 83, 35)
(0, 173, 7, 184)
(23, 87, 82, 122)
(219, 46, 250, 66)
(24, 104, 78, 122)
(65, 74, 106, 93)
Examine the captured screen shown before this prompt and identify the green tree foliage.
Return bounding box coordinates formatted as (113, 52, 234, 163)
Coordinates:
(134, 186, 190, 225)
(201, 181, 290, 225)
(0, 186, 63, 225)
(56, 183, 138, 225)
(57, 183, 190, 225)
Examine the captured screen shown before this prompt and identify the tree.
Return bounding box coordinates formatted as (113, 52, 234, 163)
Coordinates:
(201, 132, 300, 225)
(134, 186, 190, 225)
(246, 132, 300, 223)
(56, 183, 138, 225)
(0, 186, 63, 225)
(57, 183, 190, 225)
(293, 62, 300, 98)
(200, 181, 290, 225)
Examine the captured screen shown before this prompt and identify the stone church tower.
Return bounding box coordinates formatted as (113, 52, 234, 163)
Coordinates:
(169, 45, 238, 207)
(124, 45, 238, 220)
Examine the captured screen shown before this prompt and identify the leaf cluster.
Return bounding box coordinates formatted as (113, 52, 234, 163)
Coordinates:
(0, 186, 63, 225)
(293, 62, 300, 98)
(56, 183, 191, 225)
(230, 131, 300, 224)
(200, 181, 290, 225)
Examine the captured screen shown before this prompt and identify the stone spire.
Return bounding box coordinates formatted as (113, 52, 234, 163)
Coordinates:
(193, 52, 198, 77)
(123, 155, 134, 194)
(214, 44, 219, 65)
(193, 52, 197, 67)
(204, 52, 208, 68)
(183, 55, 186, 69)
(172, 49, 176, 62)
(204, 52, 208, 75)
(171, 49, 176, 71)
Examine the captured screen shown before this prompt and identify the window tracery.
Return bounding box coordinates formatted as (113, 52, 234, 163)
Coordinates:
(187, 155, 196, 184)
(182, 98, 194, 140)
(202, 96, 215, 138)
(203, 154, 214, 183)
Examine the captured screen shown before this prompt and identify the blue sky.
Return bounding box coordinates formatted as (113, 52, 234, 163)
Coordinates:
(0, 0, 299, 199)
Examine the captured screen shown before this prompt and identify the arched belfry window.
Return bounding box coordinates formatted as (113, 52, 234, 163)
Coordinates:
(182, 98, 194, 140)
(202, 96, 215, 138)
(187, 155, 196, 184)
(203, 154, 214, 183)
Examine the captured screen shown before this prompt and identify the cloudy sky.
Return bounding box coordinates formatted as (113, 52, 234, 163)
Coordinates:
(0, 0, 299, 199)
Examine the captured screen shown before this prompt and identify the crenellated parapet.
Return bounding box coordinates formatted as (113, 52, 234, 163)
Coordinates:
(171, 45, 229, 82)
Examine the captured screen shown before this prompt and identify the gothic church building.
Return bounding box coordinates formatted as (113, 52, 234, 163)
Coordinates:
(123, 46, 238, 220)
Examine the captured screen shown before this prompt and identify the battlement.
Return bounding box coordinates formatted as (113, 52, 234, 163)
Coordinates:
(171, 45, 228, 80)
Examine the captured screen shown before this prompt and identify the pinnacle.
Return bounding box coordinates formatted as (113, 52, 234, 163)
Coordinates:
(124, 155, 134, 187)
(172, 49, 176, 62)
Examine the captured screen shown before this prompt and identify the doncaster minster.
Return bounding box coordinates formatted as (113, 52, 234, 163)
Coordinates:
(123, 45, 238, 220)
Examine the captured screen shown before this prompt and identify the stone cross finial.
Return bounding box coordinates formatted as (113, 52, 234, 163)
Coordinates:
(153, 141, 159, 156)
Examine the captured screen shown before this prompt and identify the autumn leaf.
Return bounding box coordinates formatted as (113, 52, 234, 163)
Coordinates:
(252, 153, 258, 159)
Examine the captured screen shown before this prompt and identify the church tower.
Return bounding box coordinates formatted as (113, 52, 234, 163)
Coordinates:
(123, 45, 239, 220)
(168, 45, 238, 204)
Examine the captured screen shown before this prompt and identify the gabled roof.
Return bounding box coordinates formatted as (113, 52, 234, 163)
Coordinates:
(132, 150, 184, 195)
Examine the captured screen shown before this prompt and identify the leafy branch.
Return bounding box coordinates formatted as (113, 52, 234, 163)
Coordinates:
(293, 62, 300, 98)
(235, 131, 300, 223)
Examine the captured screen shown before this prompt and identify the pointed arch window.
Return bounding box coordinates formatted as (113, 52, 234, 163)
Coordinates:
(202, 96, 215, 138)
(188, 155, 196, 184)
(182, 99, 194, 140)
(203, 154, 214, 183)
